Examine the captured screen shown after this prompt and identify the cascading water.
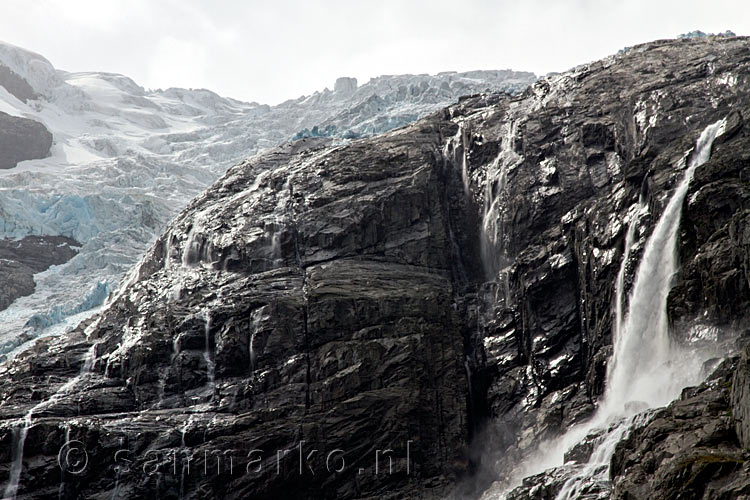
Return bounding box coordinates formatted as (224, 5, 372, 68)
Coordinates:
(605, 118, 725, 415)
(249, 308, 264, 374)
(154, 333, 183, 409)
(613, 207, 641, 343)
(182, 226, 199, 267)
(3, 344, 96, 500)
(179, 415, 194, 499)
(57, 423, 72, 500)
(481, 155, 507, 279)
(478, 119, 727, 500)
(3, 413, 31, 500)
(444, 122, 470, 194)
(203, 310, 216, 394)
(164, 234, 174, 270)
(481, 121, 519, 280)
(267, 221, 283, 268)
(549, 118, 727, 500)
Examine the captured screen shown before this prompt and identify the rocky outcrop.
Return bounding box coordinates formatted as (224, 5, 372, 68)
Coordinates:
(0, 111, 52, 169)
(0, 235, 79, 311)
(611, 356, 750, 499)
(1, 35, 750, 500)
(0, 64, 38, 103)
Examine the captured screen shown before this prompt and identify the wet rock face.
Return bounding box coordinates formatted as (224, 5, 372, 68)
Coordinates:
(610, 358, 750, 500)
(453, 36, 750, 490)
(0, 111, 52, 169)
(1, 36, 750, 500)
(0, 127, 478, 498)
(669, 109, 750, 328)
(0, 235, 79, 312)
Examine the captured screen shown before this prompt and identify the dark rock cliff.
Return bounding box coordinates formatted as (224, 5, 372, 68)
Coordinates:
(0, 130, 478, 498)
(0, 64, 39, 103)
(0, 236, 80, 313)
(1, 36, 750, 499)
(455, 36, 750, 493)
(0, 111, 52, 169)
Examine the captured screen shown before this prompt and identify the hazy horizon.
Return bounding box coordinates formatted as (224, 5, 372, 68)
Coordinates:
(1, 0, 748, 105)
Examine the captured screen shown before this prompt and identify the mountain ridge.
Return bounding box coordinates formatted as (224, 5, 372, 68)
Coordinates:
(0, 35, 748, 499)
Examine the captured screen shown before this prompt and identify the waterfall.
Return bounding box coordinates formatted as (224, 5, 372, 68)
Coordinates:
(182, 226, 199, 267)
(57, 423, 72, 500)
(154, 323, 183, 409)
(550, 118, 726, 500)
(554, 417, 631, 499)
(268, 222, 283, 267)
(203, 310, 215, 394)
(3, 413, 31, 500)
(604, 118, 725, 415)
(481, 120, 519, 279)
(613, 200, 647, 342)
(481, 154, 507, 279)
(444, 123, 470, 193)
(3, 344, 96, 499)
(249, 308, 263, 374)
(480, 119, 726, 499)
(179, 416, 193, 499)
(164, 234, 173, 270)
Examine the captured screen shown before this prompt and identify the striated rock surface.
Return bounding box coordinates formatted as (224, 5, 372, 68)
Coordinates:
(732, 346, 750, 451)
(1, 35, 750, 500)
(0, 128, 478, 498)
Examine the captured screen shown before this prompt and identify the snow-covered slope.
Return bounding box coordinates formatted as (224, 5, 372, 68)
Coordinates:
(0, 41, 535, 356)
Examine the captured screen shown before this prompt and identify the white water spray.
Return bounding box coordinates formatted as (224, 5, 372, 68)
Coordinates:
(481, 121, 520, 279)
(613, 197, 649, 344)
(203, 310, 215, 394)
(550, 119, 726, 500)
(444, 123, 470, 193)
(249, 308, 264, 374)
(3, 413, 31, 500)
(604, 118, 725, 415)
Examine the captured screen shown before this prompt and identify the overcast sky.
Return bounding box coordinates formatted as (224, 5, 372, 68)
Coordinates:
(1, 0, 748, 104)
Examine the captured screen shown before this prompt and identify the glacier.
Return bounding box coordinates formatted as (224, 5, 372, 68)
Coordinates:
(0, 41, 535, 357)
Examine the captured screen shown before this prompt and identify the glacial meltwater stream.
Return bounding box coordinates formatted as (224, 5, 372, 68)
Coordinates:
(553, 119, 726, 499)
(481, 119, 727, 499)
